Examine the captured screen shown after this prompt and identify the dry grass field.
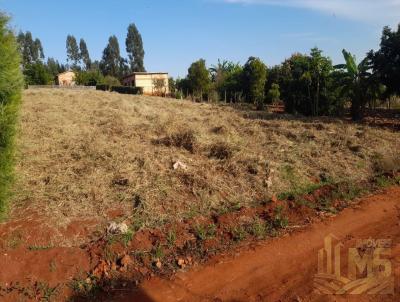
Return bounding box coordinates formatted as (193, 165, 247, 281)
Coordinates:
(9, 89, 400, 234)
(0, 88, 399, 301)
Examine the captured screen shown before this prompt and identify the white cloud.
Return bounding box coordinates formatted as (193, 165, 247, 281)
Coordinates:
(223, 0, 400, 24)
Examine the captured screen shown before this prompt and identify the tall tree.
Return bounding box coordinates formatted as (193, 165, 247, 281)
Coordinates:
(187, 59, 211, 100)
(370, 25, 400, 97)
(0, 13, 24, 213)
(334, 49, 373, 121)
(17, 31, 44, 67)
(126, 23, 145, 72)
(46, 57, 65, 78)
(100, 35, 123, 78)
(66, 35, 80, 69)
(34, 38, 44, 61)
(0, 13, 23, 105)
(242, 57, 267, 109)
(79, 38, 91, 70)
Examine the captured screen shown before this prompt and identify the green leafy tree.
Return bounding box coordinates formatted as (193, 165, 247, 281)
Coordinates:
(242, 57, 267, 109)
(100, 35, 123, 78)
(369, 25, 400, 97)
(17, 31, 44, 67)
(0, 12, 24, 213)
(309, 47, 334, 116)
(169, 77, 176, 95)
(79, 38, 91, 70)
(46, 57, 65, 78)
(279, 49, 338, 116)
(335, 49, 374, 121)
(126, 23, 145, 72)
(102, 75, 120, 86)
(266, 83, 280, 104)
(76, 70, 104, 86)
(210, 60, 243, 102)
(66, 35, 80, 69)
(187, 59, 211, 100)
(24, 62, 52, 85)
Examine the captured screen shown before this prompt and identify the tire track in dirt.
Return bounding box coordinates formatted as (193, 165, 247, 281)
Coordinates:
(119, 187, 400, 302)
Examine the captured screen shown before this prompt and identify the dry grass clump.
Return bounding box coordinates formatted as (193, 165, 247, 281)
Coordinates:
(153, 129, 197, 153)
(373, 152, 400, 175)
(208, 142, 235, 160)
(8, 89, 400, 242)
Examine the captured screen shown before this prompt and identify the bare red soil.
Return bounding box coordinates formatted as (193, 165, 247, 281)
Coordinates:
(118, 186, 400, 302)
(0, 187, 399, 301)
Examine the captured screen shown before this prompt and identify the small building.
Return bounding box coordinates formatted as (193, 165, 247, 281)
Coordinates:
(57, 71, 76, 86)
(122, 72, 169, 95)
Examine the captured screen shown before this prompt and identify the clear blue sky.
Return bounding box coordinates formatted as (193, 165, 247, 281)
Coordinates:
(1, 0, 399, 77)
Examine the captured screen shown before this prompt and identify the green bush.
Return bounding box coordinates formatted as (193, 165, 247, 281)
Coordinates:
(110, 86, 143, 95)
(96, 84, 110, 91)
(23, 62, 52, 85)
(0, 13, 24, 217)
(102, 75, 120, 87)
(76, 70, 104, 86)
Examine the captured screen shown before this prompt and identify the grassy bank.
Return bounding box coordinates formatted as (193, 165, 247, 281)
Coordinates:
(0, 13, 23, 217)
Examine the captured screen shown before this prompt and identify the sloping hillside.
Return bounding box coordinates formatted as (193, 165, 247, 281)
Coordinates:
(10, 89, 400, 232)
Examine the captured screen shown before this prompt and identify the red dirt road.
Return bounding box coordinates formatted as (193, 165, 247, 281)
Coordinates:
(120, 187, 400, 302)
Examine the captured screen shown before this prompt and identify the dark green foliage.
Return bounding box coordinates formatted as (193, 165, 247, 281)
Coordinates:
(23, 62, 52, 85)
(0, 12, 23, 216)
(96, 84, 109, 91)
(187, 59, 211, 99)
(168, 77, 176, 95)
(79, 38, 91, 70)
(242, 57, 267, 109)
(334, 49, 379, 120)
(209, 60, 243, 102)
(66, 35, 80, 69)
(370, 25, 400, 97)
(17, 31, 44, 67)
(126, 23, 145, 72)
(102, 75, 120, 87)
(100, 35, 124, 78)
(110, 86, 143, 95)
(278, 49, 341, 116)
(46, 57, 65, 78)
(76, 70, 103, 86)
(266, 83, 280, 104)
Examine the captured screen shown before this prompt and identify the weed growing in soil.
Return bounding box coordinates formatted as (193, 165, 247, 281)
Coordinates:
(271, 206, 289, 229)
(247, 218, 268, 239)
(193, 223, 217, 240)
(37, 282, 59, 301)
(28, 245, 53, 251)
(151, 244, 164, 261)
(231, 225, 247, 242)
(70, 276, 100, 299)
(167, 229, 176, 247)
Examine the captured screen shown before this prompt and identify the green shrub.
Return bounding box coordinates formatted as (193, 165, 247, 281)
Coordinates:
(23, 62, 52, 85)
(0, 13, 24, 217)
(76, 70, 104, 86)
(110, 86, 143, 95)
(96, 84, 109, 91)
(102, 75, 120, 87)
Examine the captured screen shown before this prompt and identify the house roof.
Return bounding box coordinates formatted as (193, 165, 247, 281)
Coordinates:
(57, 70, 75, 76)
(123, 72, 168, 79)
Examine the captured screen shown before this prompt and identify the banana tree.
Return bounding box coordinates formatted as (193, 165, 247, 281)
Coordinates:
(334, 49, 372, 121)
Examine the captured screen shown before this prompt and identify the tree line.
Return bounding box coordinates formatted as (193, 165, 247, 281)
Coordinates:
(17, 23, 146, 87)
(172, 24, 400, 121)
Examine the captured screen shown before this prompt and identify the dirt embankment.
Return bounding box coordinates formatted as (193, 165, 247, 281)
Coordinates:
(116, 186, 400, 302)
